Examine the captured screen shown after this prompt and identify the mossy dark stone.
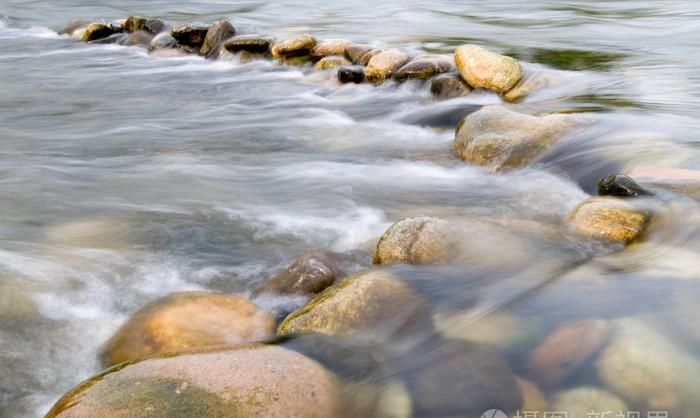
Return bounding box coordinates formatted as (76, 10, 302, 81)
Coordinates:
(597, 174, 650, 198)
(252, 251, 344, 297)
(338, 66, 365, 84)
(200, 20, 236, 57)
(171, 25, 210, 48)
(222, 35, 272, 54)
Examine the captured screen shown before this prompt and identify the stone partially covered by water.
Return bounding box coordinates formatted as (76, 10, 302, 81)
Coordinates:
(101, 291, 276, 366)
(200, 20, 235, 57)
(393, 55, 454, 81)
(252, 251, 345, 297)
(566, 197, 649, 245)
(551, 387, 629, 418)
(310, 39, 352, 60)
(81, 23, 114, 42)
(171, 24, 209, 49)
(338, 65, 365, 84)
(124, 16, 164, 34)
(365, 49, 410, 84)
(314, 55, 351, 71)
(627, 165, 700, 200)
(454, 44, 523, 94)
(45, 344, 344, 418)
(271, 34, 316, 58)
(597, 174, 650, 198)
(430, 73, 472, 99)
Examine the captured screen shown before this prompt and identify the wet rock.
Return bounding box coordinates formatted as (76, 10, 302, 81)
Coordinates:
(375, 380, 412, 418)
(454, 44, 523, 94)
(516, 377, 550, 414)
(0, 278, 39, 322)
(393, 55, 454, 81)
(278, 55, 312, 67)
(357, 49, 382, 66)
(365, 49, 409, 84)
(453, 105, 575, 171)
(566, 197, 649, 245)
(338, 66, 365, 84)
(252, 251, 344, 297)
(526, 319, 610, 387)
(504, 69, 560, 102)
(101, 291, 275, 366)
(430, 73, 472, 99)
(124, 16, 164, 34)
(314, 55, 351, 70)
(123, 30, 154, 47)
(552, 387, 628, 418)
(626, 165, 700, 200)
(148, 32, 177, 52)
(222, 35, 272, 54)
(81, 23, 114, 42)
(171, 24, 209, 49)
(597, 174, 650, 197)
(89, 33, 127, 45)
(200, 20, 235, 57)
(404, 339, 523, 417)
(108, 19, 126, 33)
(44, 217, 139, 249)
(277, 271, 431, 339)
(597, 319, 700, 414)
(344, 44, 373, 64)
(310, 38, 352, 60)
(271, 34, 316, 58)
(45, 344, 343, 418)
(59, 20, 88, 36)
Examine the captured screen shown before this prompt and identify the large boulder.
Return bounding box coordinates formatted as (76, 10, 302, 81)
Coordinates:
(277, 271, 431, 339)
(101, 291, 275, 366)
(430, 73, 472, 99)
(365, 49, 409, 84)
(393, 55, 453, 81)
(552, 387, 629, 418)
(454, 44, 523, 94)
(310, 39, 352, 60)
(200, 20, 235, 57)
(626, 165, 700, 200)
(252, 251, 344, 297)
(597, 319, 700, 414)
(566, 197, 649, 245)
(271, 34, 316, 58)
(453, 105, 575, 171)
(44, 344, 343, 418)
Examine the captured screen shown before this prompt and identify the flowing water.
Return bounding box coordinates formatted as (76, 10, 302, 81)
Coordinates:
(1, 1, 700, 417)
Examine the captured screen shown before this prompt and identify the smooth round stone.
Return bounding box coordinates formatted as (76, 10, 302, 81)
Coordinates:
(58, 20, 89, 36)
(552, 387, 628, 418)
(357, 49, 381, 66)
(124, 16, 164, 34)
(252, 251, 344, 297)
(344, 44, 373, 64)
(101, 291, 276, 366)
(338, 66, 365, 84)
(454, 44, 523, 94)
(222, 35, 273, 54)
(108, 19, 125, 32)
(430, 73, 472, 99)
(171, 24, 210, 48)
(314, 55, 351, 70)
(365, 49, 409, 84)
(567, 197, 649, 244)
(44, 344, 343, 418)
(123, 30, 153, 47)
(597, 174, 650, 197)
(310, 38, 352, 60)
(393, 55, 454, 81)
(81, 23, 114, 42)
(271, 34, 316, 58)
(148, 32, 177, 52)
(200, 20, 235, 57)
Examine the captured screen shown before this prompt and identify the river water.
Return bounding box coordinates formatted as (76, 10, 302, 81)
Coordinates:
(1, 1, 700, 417)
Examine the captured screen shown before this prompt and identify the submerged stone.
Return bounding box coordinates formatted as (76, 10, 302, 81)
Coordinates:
(393, 55, 453, 81)
(314, 55, 351, 70)
(357, 49, 381, 66)
(454, 44, 523, 94)
(81, 23, 114, 42)
(252, 251, 344, 297)
(365, 49, 409, 84)
(171, 24, 209, 49)
(453, 105, 575, 171)
(45, 344, 343, 418)
(200, 20, 235, 57)
(552, 387, 628, 418)
(597, 174, 650, 197)
(59, 20, 89, 36)
(123, 30, 153, 47)
(504, 69, 560, 102)
(271, 34, 316, 58)
(89, 33, 127, 45)
(626, 165, 700, 200)
(310, 38, 352, 60)
(148, 32, 177, 52)
(430, 73, 472, 99)
(344, 44, 372, 64)
(337, 66, 365, 84)
(124, 16, 164, 34)
(101, 291, 275, 366)
(566, 197, 649, 245)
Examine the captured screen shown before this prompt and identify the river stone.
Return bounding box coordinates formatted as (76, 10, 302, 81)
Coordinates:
(597, 319, 700, 414)
(101, 291, 275, 366)
(252, 251, 344, 297)
(148, 32, 177, 52)
(314, 55, 351, 70)
(277, 271, 431, 339)
(123, 31, 153, 47)
(344, 44, 372, 64)
(516, 377, 550, 414)
(0, 278, 39, 322)
(454, 44, 523, 94)
(89, 33, 127, 45)
(310, 38, 352, 60)
(430, 73, 472, 99)
(526, 319, 610, 387)
(393, 55, 454, 81)
(504, 70, 559, 102)
(108, 19, 126, 33)
(338, 66, 365, 84)
(171, 25, 209, 49)
(597, 174, 649, 197)
(200, 20, 235, 57)
(59, 20, 89, 36)
(566, 197, 649, 245)
(222, 35, 272, 54)
(453, 105, 575, 171)
(404, 339, 523, 417)
(365, 49, 409, 84)
(552, 387, 628, 418)
(271, 34, 316, 58)
(124, 16, 164, 34)
(626, 165, 700, 200)
(81, 23, 114, 42)
(44, 344, 343, 418)
(358, 49, 382, 66)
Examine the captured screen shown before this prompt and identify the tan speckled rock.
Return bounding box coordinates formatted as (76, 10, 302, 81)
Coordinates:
(277, 271, 431, 338)
(45, 344, 343, 418)
(314, 55, 351, 70)
(365, 49, 409, 84)
(310, 39, 352, 60)
(552, 387, 628, 418)
(454, 44, 522, 94)
(102, 291, 275, 366)
(453, 105, 576, 171)
(271, 34, 316, 58)
(567, 197, 649, 244)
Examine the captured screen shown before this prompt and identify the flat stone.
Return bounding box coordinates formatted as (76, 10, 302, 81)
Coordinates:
(222, 35, 273, 54)
(271, 34, 316, 58)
